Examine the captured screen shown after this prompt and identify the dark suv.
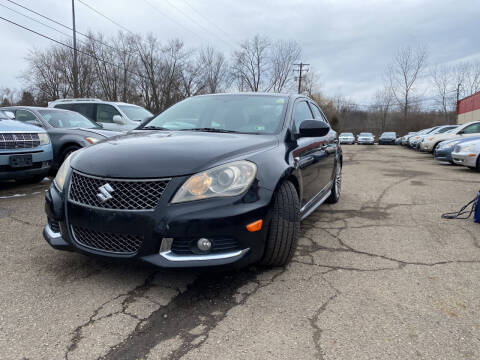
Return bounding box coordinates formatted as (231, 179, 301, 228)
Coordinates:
(43, 93, 342, 268)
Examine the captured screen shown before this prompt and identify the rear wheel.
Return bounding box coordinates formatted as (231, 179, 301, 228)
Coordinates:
(260, 181, 300, 267)
(326, 160, 342, 204)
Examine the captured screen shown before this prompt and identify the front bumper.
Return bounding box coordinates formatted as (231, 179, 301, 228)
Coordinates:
(339, 139, 354, 144)
(419, 142, 434, 152)
(357, 140, 374, 144)
(43, 177, 274, 268)
(379, 139, 395, 145)
(451, 152, 478, 167)
(434, 148, 454, 163)
(0, 146, 52, 180)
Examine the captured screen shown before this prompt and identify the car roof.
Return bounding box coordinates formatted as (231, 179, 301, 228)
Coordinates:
(1, 106, 71, 112)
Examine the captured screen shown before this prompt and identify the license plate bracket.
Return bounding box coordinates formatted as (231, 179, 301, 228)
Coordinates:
(9, 154, 33, 168)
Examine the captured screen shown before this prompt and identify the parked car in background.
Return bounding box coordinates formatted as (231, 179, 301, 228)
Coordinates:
(48, 98, 153, 131)
(43, 93, 342, 269)
(434, 136, 480, 164)
(416, 125, 458, 150)
(420, 121, 480, 153)
(357, 132, 375, 144)
(2, 107, 121, 171)
(0, 111, 52, 183)
(379, 132, 397, 145)
(408, 127, 440, 148)
(451, 138, 480, 170)
(401, 132, 417, 145)
(339, 132, 355, 144)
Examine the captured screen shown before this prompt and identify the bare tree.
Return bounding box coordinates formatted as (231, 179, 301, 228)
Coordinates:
(231, 35, 271, 92)
(199, 46, 228, 93)
(269, 40, 301, 92)
(373, 85, 394, 132)
(430, 64, 453, 120)
(388, 45, 428, 121)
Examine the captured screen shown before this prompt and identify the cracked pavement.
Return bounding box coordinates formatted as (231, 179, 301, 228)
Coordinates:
(1, 145, 480, 359)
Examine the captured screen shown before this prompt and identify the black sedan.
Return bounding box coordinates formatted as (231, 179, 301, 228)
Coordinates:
(379, 131, 397, 145)
(43, 93, 342, 269)
(2, 107, 120, 170)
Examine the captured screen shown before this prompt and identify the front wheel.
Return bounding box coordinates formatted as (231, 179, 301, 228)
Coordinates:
(260, 181, 300, 267)
(326, 161, 342, 204)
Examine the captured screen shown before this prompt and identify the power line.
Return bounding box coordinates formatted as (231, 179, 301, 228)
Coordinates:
(4, 0, 130, 54)
(77, 0, 136, 35)
(159, 0, 236, 48)
(141, 0, 207, 43)
(181, 0, 236, 43)
(0, 2, 73, 39)
(0, 15, 149, 82)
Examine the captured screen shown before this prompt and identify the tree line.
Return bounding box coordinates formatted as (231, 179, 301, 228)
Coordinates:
(2, 33, 480, 135)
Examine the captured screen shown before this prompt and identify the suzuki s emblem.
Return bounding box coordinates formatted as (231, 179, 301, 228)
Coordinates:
(97, 183, 114, 203)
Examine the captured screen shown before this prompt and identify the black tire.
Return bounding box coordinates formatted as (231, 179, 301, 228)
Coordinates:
(260, 181, 300, 267)
(476, 156, 480, 171)
(16, 175, 46, 184)
(61, 146, 80, 164)
(326, 160, 342, 204)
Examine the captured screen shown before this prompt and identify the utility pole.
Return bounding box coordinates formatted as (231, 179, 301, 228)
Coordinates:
(294, 62, 309, 94)
(72, 0, 79, 98)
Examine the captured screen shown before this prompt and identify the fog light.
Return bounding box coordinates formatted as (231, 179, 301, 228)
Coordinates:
(197, 238, 212, 252)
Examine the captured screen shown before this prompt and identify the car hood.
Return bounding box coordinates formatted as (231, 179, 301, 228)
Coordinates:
(0, 119, 46, 132)
(71, 131, 278, 178)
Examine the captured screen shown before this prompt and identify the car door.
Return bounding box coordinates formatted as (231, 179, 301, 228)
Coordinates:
(291, 100, 331, 207)
(96, 104, 123, 131)
(309, 101, 337, 183)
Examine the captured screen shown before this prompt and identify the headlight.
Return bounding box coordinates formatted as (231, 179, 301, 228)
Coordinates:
(85, 137, 100, 144)
(171, 160, 257, 203)
(54, 153, 75, 191)
(459, 144, 476, 153)
(38, 133, 50, 145)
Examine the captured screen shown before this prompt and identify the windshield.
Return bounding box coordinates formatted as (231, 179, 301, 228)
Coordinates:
(118, 105, 153, 121)
(436, 126, 457, 134)
(340, 133, 353, 136)
(0, 110, 11, 119)
(359, 133, 372, 136)
(38, 109, 100, 129)
(143, 95, 288, 134)
(382, 132, 396, 136)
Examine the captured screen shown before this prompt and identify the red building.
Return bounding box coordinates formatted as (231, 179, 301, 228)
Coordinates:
(457, 91, 480, 124)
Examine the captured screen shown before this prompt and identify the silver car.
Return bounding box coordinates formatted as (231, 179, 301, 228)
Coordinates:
(357, 132, 375, 145)
(451, 138, 480, 170)
(339, 132, 355, 144)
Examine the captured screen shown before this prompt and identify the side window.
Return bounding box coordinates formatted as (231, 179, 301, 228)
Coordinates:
(54, 104, 72, 110)
(310, 103, 329, 124)
(96, 104, 121, 123)
(293, 101, 313, 132)
(70, 103, 96, 121)
(462, 123, 480, 134)
(15, 110, 37, 122)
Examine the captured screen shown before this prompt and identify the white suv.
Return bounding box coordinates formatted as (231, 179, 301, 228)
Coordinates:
(48, 98, 153, 131)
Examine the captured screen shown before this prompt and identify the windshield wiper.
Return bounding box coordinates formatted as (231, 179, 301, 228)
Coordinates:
(179, 128, 240, 133)
(140, 125, 169, 131)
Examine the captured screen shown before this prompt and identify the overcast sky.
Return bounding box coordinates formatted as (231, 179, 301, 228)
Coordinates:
(1, 0, 479, 104)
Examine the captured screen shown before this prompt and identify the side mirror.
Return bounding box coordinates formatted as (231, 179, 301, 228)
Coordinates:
(298, 120, 330, 138)
(112, 115, 127, 125)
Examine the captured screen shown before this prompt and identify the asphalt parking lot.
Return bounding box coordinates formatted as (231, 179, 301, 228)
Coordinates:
(1, 145, 480, 360)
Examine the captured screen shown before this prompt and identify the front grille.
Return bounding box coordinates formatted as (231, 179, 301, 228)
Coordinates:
(0, 133, 40, 150)
(171, 238, 240, 255)
(71, 225, 143, 254)
(68, 171, 170, 210)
